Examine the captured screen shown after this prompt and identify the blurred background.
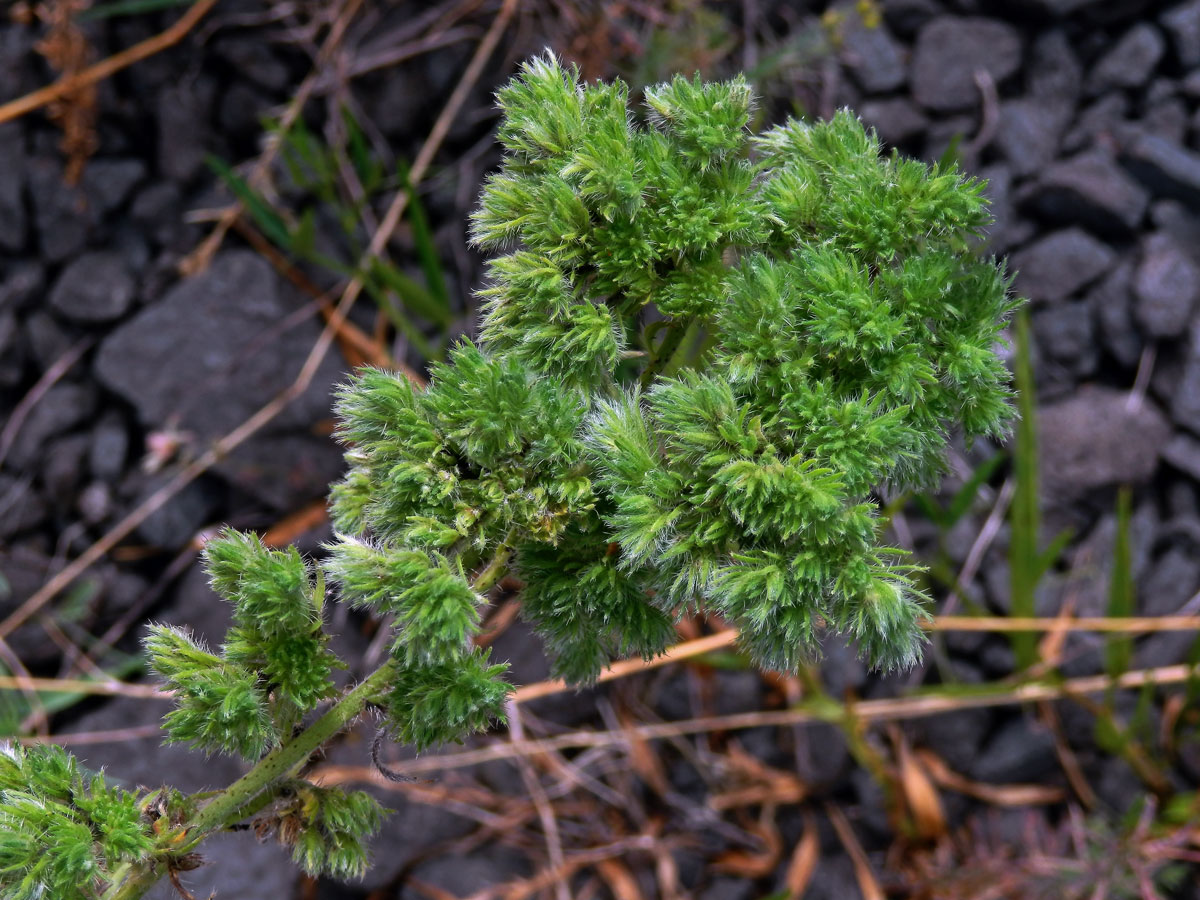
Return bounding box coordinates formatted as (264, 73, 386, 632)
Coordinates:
(3, 0, 1200, 897)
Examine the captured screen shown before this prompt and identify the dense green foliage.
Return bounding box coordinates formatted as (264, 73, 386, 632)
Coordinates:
(2, 55, 1018, 898)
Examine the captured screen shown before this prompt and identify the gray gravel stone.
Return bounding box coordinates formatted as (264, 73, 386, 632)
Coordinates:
(81, 158, 146, 222)
(0, 311, 20, 388)
(95, 251, 348, 507)
(1028, 29, 1083, 105)
(130, 182, 186, 247)
(1033, 301, 1097, 375)
(48, 252, 135, 323)
(0, 547, 72, 665)
(882, 0, 939, 37)
(1088, 261, 1143, 368)
(1063, 92, 1129, 154)
(28, 156, 88, 263)
(122, 469, 220, 549)
(968, 718, 1058, 784)
(911, 17, 1022, 113)
(995, 99, 1071, 178)
(156, 80, 214, 183)
(77, 480, 112, 525)
(409, 848, 531, 896)
(1023, 149, 1148, 236)
(0, 262, 44, 314)
(841, 16, 906, 94)
(978, 164, 1032, 255)
(42, 434, 92, 506)
(96, 251, 341, 434)
(859, 97, 928, 147)
(1164, 432, 1200, 481)
(1087, 23, 1166, 94)
(1039, 386, 1171, 502)
(1162, 0, 1200, 67)
(1171, 320, 1200, 434)
(89, 413, 130, 481)
(1134, 232, 1200, 338)
(0, 476, 46, 539)
(1141, 542, 1200, 616)
(1122, 129, 1200, 207)
(23, 309, 78, 372)
(702, 878, 756, 900)
(0, 123, 26, 253)
(1011, 228, 1117, 304)
(1145, 98, 1189, 145)
(213, 36, 290, 90)
(216, 432, 347, 510)
(5, 382, 97, 470)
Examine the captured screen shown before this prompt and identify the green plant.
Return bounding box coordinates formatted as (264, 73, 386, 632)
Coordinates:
(1, 54, 1020, 898)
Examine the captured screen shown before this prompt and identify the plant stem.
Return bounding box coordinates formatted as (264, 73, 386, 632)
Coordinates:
(638, 319, 687, 389)
(106, 541, 516, 900)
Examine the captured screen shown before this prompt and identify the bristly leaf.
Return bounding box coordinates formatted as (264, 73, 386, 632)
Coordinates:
(385, 649, 512, 751)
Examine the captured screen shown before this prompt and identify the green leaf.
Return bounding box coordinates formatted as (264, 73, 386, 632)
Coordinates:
(206, 155, 293, 251)
(399, 159, 453, 324)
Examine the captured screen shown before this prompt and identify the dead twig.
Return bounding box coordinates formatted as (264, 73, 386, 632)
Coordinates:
(0, 0, 219, 126)
(0, 336, 93, 469)
(364, 660, 1200, 778)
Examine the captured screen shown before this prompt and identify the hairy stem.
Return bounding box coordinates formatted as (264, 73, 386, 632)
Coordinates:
(106, 542, 514, 900)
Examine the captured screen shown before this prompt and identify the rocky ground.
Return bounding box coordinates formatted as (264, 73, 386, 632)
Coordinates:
(5, 0, 1200, 897)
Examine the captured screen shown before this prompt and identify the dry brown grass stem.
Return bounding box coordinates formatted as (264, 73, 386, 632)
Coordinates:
(354, 660, 1200, 778)
(19, 723, 162, 747)
(513, 631, 739, 703)
(0, 0, 218, 125)
(0, 675, 168, 700)
(514, 615, 1200, 704)
(0, 336, 93, 469)
(928, 615, 1200, 632)
(0, 0, 518, 644)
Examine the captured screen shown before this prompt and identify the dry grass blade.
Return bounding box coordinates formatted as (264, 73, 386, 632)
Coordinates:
(783, 813, 820, 899)
(0, 0, 218, 125)
(892, 728, 946, 840)
(261, 499, 331, 547)
(19, 723, 162, 746)
(359, 660, 1200, 778)
(0, 675, 168, 700)
(0, 337, 93, 468)
(915, 749, 1064, 806)
(928, 615, 1200, 633)
(1038, 701, 1098, 809)
(513, 630, 739, 703)
(595, 858, 645, 900)
(506, 699, 570, 900)
(826, 803, 885, 900)
(713, 806, 783, 878)
(462, 837, 659, 900)
(514, 615, 1200, 709)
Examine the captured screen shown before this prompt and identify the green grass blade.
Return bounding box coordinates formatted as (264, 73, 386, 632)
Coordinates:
(398, 160, 453, 325)
(206, 155, 293, 252)
(366, 257, 451, 330)
(1105, 486, 1135, 679)
(942, 452, 1007, 527)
